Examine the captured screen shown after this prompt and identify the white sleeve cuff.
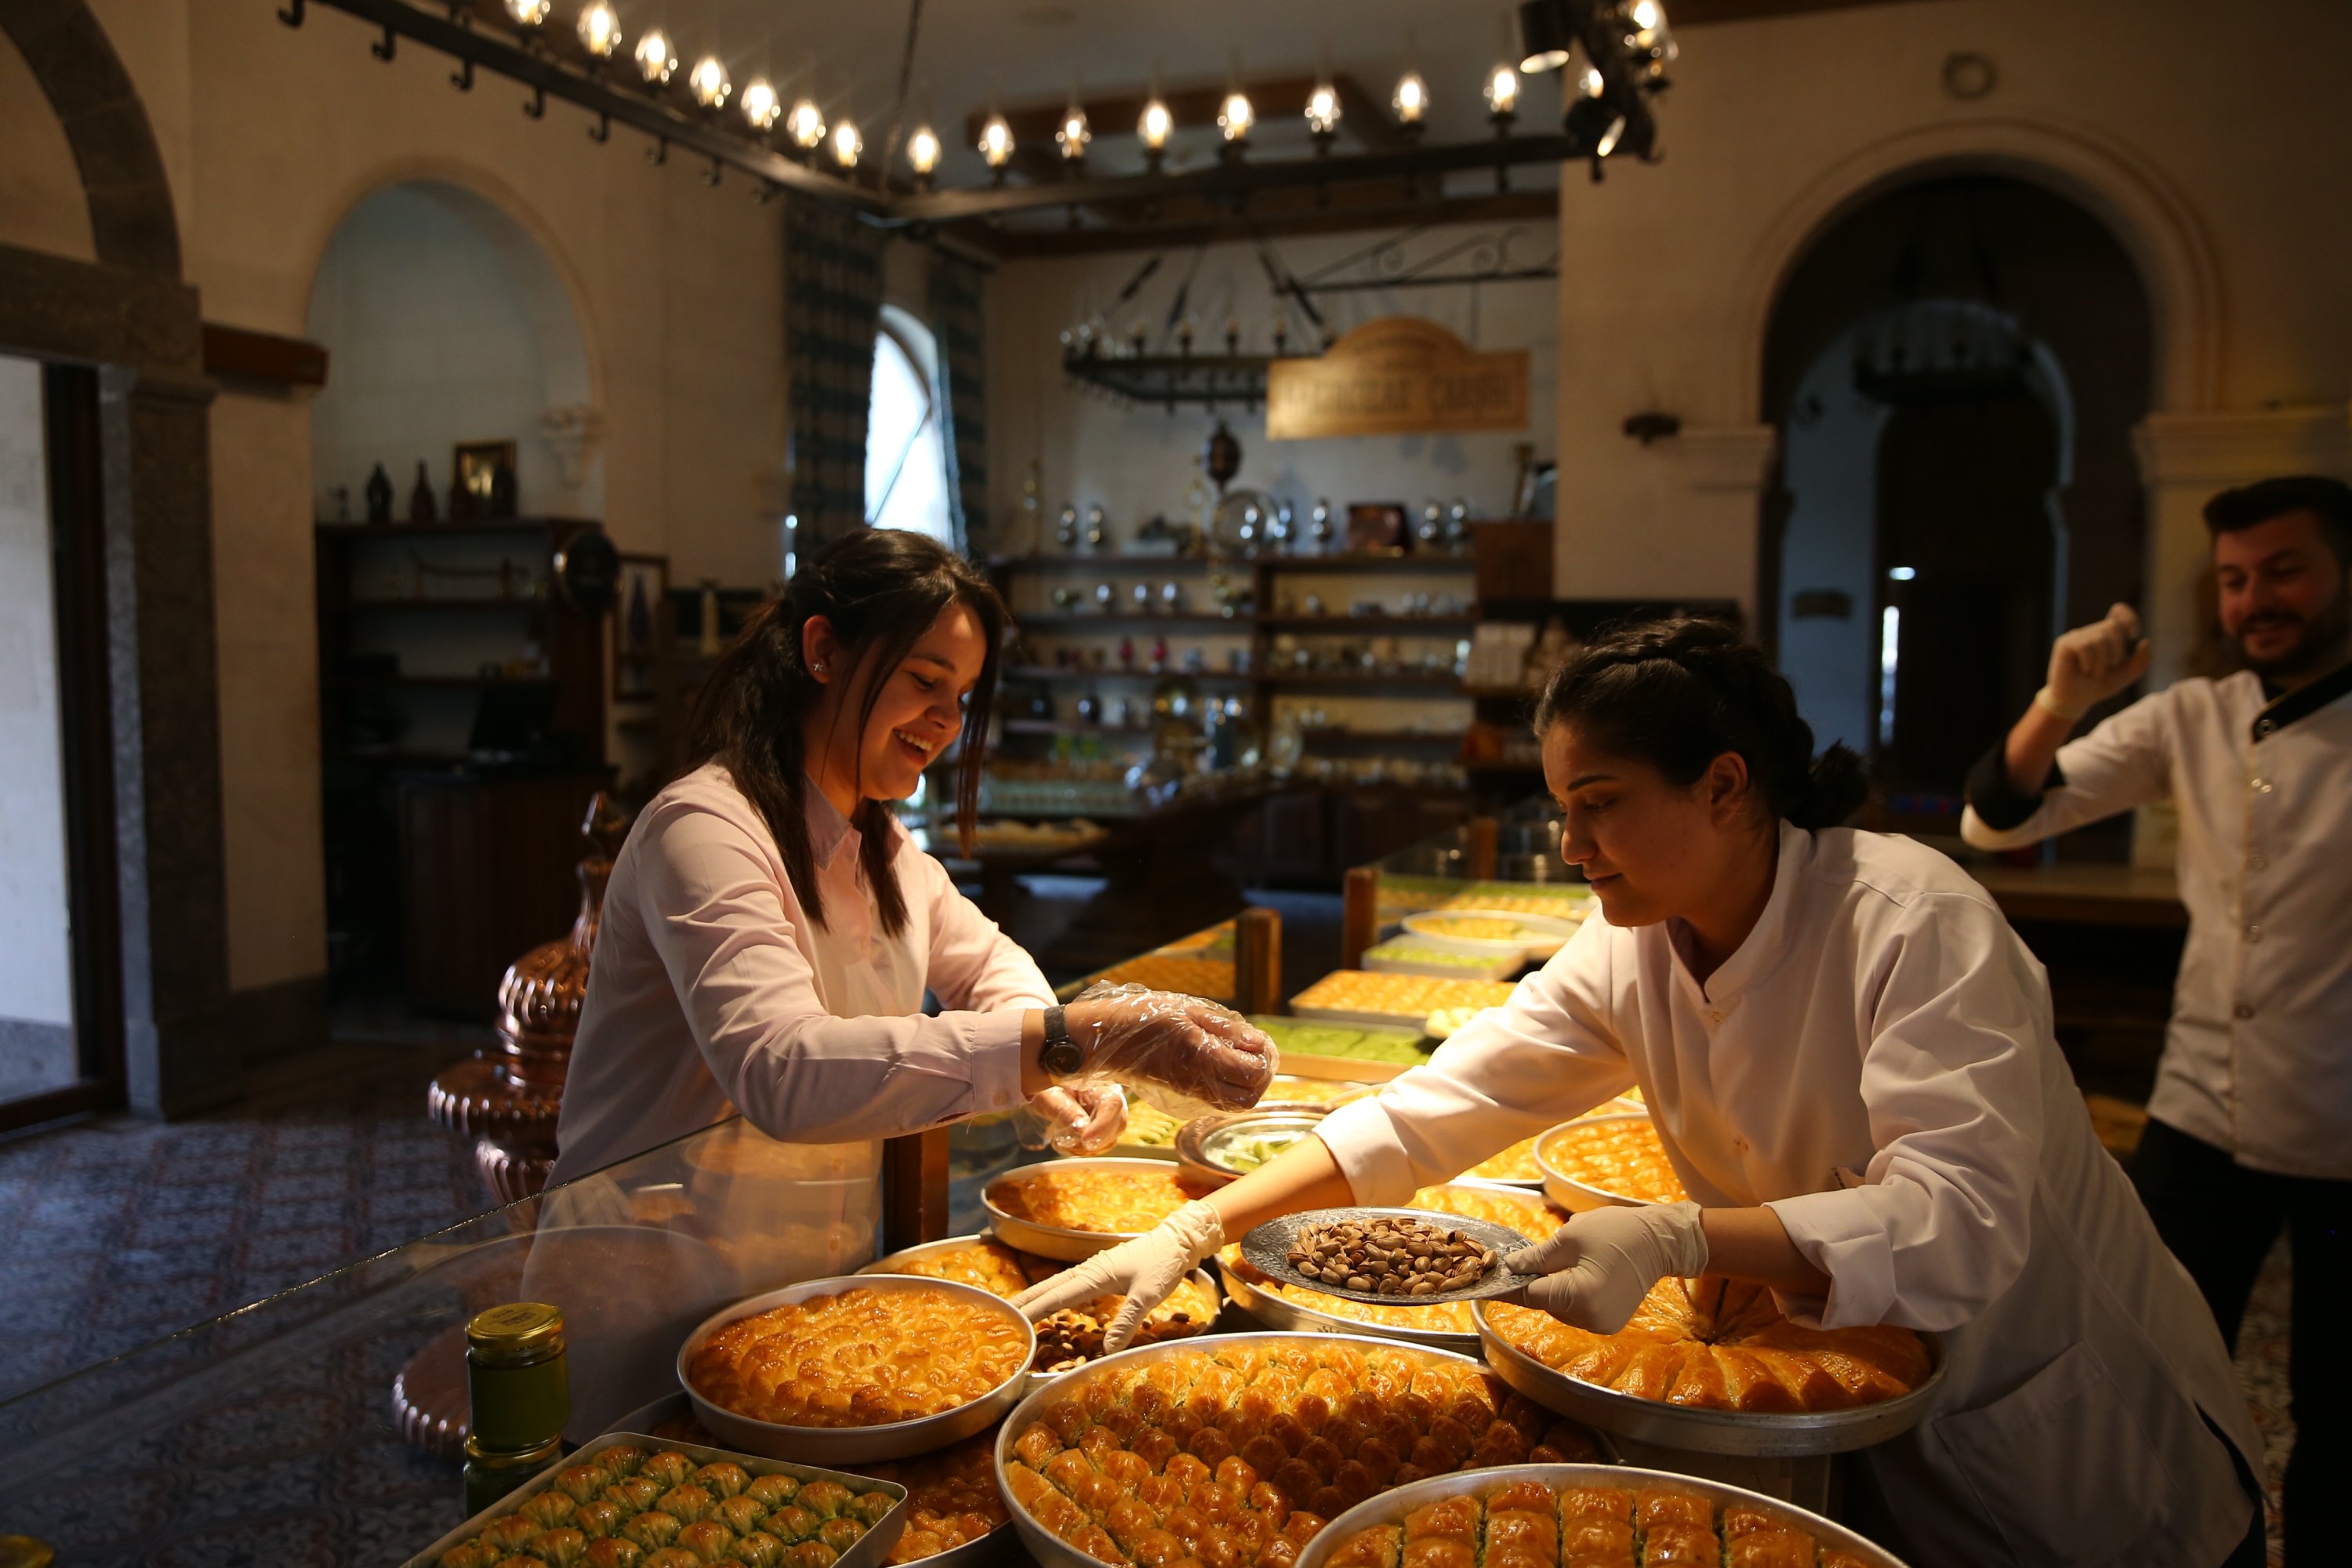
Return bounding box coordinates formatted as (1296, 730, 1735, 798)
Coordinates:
(964, 1006, 1034, 1115)
(1764, 1189, 1899, 1330)
(1312, 1096, 1419, 1208)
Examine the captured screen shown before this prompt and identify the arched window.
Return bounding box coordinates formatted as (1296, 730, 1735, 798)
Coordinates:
(865, 306, 954, 546)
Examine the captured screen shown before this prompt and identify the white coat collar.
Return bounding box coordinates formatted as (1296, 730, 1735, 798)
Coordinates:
(1667, 819, 1809, 1007)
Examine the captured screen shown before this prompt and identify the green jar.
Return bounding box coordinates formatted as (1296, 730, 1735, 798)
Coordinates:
(464, 1301, 570, 1452)
(462, 1432, 564, 1519)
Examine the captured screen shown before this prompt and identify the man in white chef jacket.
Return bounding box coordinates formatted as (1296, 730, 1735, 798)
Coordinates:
(1962, 474, 2352, 1564)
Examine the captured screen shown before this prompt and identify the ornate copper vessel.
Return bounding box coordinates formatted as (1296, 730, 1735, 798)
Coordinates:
(427, 791, 630, 1206)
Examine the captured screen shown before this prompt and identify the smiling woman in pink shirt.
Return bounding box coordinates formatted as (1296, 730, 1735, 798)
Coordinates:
(551, 528, 1269, 1189)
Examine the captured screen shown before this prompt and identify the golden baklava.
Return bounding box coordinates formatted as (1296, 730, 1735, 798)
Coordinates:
(989, 1167, 1221, 1237)
(689, 1286, 1028, 1429)
(1537, 1120, 1690, 1205)
(886, 1236, 1217, 1373)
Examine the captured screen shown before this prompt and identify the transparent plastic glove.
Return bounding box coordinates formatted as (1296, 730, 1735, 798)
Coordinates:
(1011, 1199, 1225, 1354)
(1058, 983, 1279, 1117)
(1503, 1200, 1709, 1334)
(1016, 1083, 1128, 1156)
(2039, 602, 2151, 720)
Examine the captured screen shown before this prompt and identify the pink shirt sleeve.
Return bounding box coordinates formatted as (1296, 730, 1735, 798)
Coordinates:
(907, 848, 1058, 1012)
(633, 799, 1034, 1142)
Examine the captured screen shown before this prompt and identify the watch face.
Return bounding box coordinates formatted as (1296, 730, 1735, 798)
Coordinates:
(1043, 1039, 1087, 1076)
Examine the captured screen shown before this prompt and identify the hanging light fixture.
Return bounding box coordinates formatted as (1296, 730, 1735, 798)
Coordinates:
(831, 117, 862, 169)
(1392, 70, 1428, 132)
(1218, 89, 1254, 146)
(740, 78, 780, 132)
(575, 2, 622, 59)
(978, 111, 1014, 182)
(787, 96, 826, 152)
(1305, 78, 1341, 153)
(1056, 91, 1092, 165)
(633, 28, 676, 84)
(503, 0, 550, 26)
(906, 124, 942, 186)
(1485, 62, 1520, 126)
(688, 56, 731, 111)
(1137, 91, 1173, 175)
(1515, 0, 1572, 72)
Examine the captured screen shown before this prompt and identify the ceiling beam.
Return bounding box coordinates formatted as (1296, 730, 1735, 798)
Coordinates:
(949, 189, 1563, 260)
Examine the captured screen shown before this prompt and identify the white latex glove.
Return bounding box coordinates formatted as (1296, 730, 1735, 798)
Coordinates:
(2039, 602, 2151, 720)
(1503, 1200, 1709, 1334)
(1010, 1198, 1225, 1353)
(1025, 1083, 1127, 1156)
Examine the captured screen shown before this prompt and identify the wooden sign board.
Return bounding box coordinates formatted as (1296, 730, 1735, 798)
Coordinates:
(1266, 317, 1529, 439)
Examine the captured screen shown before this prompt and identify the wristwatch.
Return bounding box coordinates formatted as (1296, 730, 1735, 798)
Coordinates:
(1039, 1005, 1086, 1077)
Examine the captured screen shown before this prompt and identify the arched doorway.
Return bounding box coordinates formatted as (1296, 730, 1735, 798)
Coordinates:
(305, 178, 604, 998)
(1761, 175, 2153, 827)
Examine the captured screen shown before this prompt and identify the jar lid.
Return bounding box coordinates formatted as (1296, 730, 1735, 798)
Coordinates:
(466, 1301, 566, 1361)
(464, 1433, 565, 1468)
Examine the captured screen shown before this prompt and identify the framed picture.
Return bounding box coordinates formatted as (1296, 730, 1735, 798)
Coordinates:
(613, 553, 669, 702)
(1346, 503, 1409, 554)
(452, 438, 518, 519)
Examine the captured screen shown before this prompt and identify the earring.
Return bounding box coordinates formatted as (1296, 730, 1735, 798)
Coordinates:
(812, 662, 827, 677)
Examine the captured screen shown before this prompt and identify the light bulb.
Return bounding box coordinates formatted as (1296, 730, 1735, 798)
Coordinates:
(906, 124, 941, 178)
(633, 29, 676, 83)
(1579, 65, 1605, 98)
(740, 78, 779, 131)
(1057, 102, 1091, 160)
(1392, 71, 1428, 124)
(978, 112, 1014, 169)
(575, 2, 621, 57)
(688, 56, 731, 110)
(1305, 82, 1341, 135)
(787, 98, 826, 150)
(503, 0, 550, 26)
(1486, 64, 1519, 116)
(1630, 0, 1665, 37)
(1218, 89, 1254, 143)
(830, 118, 862, 168)
(1138, 98, 1174, 151)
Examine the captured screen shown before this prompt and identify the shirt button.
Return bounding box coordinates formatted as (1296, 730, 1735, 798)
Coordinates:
(2245, 924, 2263, 942)
(2249, 855, 2268, 871)
(2233, 1003, 2256, 1020)
(1704, 1009, 1724, 1026)
(2256, 719, 2276, 737)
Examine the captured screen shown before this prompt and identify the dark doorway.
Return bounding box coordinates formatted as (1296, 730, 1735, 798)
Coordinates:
(1760, 175, 2153, 833)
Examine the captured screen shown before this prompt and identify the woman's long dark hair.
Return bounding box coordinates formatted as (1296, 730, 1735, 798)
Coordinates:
(1534, 616, 1868, 831)
(688, 528, 1007, 938)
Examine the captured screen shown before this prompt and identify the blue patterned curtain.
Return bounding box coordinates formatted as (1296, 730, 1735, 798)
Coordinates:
(927, 245, 990, 555)
(786, 201, 887, 552)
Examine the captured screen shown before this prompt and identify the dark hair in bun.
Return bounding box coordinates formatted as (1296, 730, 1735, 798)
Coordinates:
(1533, 615, 1868, 831)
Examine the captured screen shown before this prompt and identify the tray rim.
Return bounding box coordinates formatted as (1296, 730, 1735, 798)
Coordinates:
(980, 1156, 1216, 1261)
(1534, 1111, 1686, 1211)
(1240, 1207, 1539, 1306)
(1400, 906, 1580, 957)
(399, 1428, 910, 1568)
(1174, 1106, 1332, 1185)
(1472, 1298, 1949, 1457)
(990, 1330, 1552, 1568)
(1290, 1461, 1914, 1568)
(677, 1274, 1034, 1463)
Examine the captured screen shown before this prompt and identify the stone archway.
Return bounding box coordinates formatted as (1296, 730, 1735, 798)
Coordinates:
(0, 3, 232, 1121)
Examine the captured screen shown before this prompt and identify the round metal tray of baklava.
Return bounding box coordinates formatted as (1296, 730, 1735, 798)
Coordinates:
(982, 1156, 1212, 1261)
(993, 1331, 1595, 1568)
(1293, 1462, 1913, 1568)
(1472, 1301, 1947, 1457)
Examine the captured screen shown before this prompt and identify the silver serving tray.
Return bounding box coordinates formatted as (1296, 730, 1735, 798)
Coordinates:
(858, 1232, 1222, 1393)
(678, 1274, 1034, 1463)
(1218, 1250, 1482, 1356)
(1473, 1300, 1948, 1457)
(981, 1156, 1208, 1261)
(1174, 1107, 1330, 1186)
(1534, 1112, 1679, 1212)
(991, 1331, 1526, 1568)
(1292, 1461, 1913, 1568)
(1240, 1207, 1539, 1305)
(401, 1429, 909, 1568)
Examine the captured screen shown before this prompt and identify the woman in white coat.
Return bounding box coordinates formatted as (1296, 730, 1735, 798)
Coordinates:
(550, 529, 1272, 1192)
(1022, 618, 2263, 1568)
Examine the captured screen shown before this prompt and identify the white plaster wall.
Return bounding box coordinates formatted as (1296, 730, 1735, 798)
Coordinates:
(0, 31, 98, 262)
(1776, 338, 1893, 760)
(988, 225, 1557, 551)
(1547, 0, 2352, 671)
(0, 357, 75, 1028)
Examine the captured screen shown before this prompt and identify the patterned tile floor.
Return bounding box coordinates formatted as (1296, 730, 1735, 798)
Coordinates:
(0, 1038, 494, 1404)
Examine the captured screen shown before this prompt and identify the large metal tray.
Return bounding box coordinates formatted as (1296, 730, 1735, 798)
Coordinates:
(981, 1156, 1210, 1261)
(858, 1232, 1221, 1392)
(1473, 1301, 1947, 1457)
(992, 1332, 1538, 1568)
(1174, 1107, 1330, 1186)
(1292, 1461, 1913, 1568)
(401, 1429, 909, 1568)
(678, 1274, 1033, 1463)
(1240, 1207, 1539, 1305)
(1534, 1112, 1682, 1212)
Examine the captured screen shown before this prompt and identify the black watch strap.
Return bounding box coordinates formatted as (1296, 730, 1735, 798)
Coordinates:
(1040, 1005, 1086, 1077)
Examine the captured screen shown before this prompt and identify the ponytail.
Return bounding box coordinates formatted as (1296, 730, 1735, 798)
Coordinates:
(1533, 616, 1868, 831)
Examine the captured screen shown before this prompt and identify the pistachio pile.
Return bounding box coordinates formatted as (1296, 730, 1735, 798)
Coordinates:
(1287, 1216, 1498, 1296)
